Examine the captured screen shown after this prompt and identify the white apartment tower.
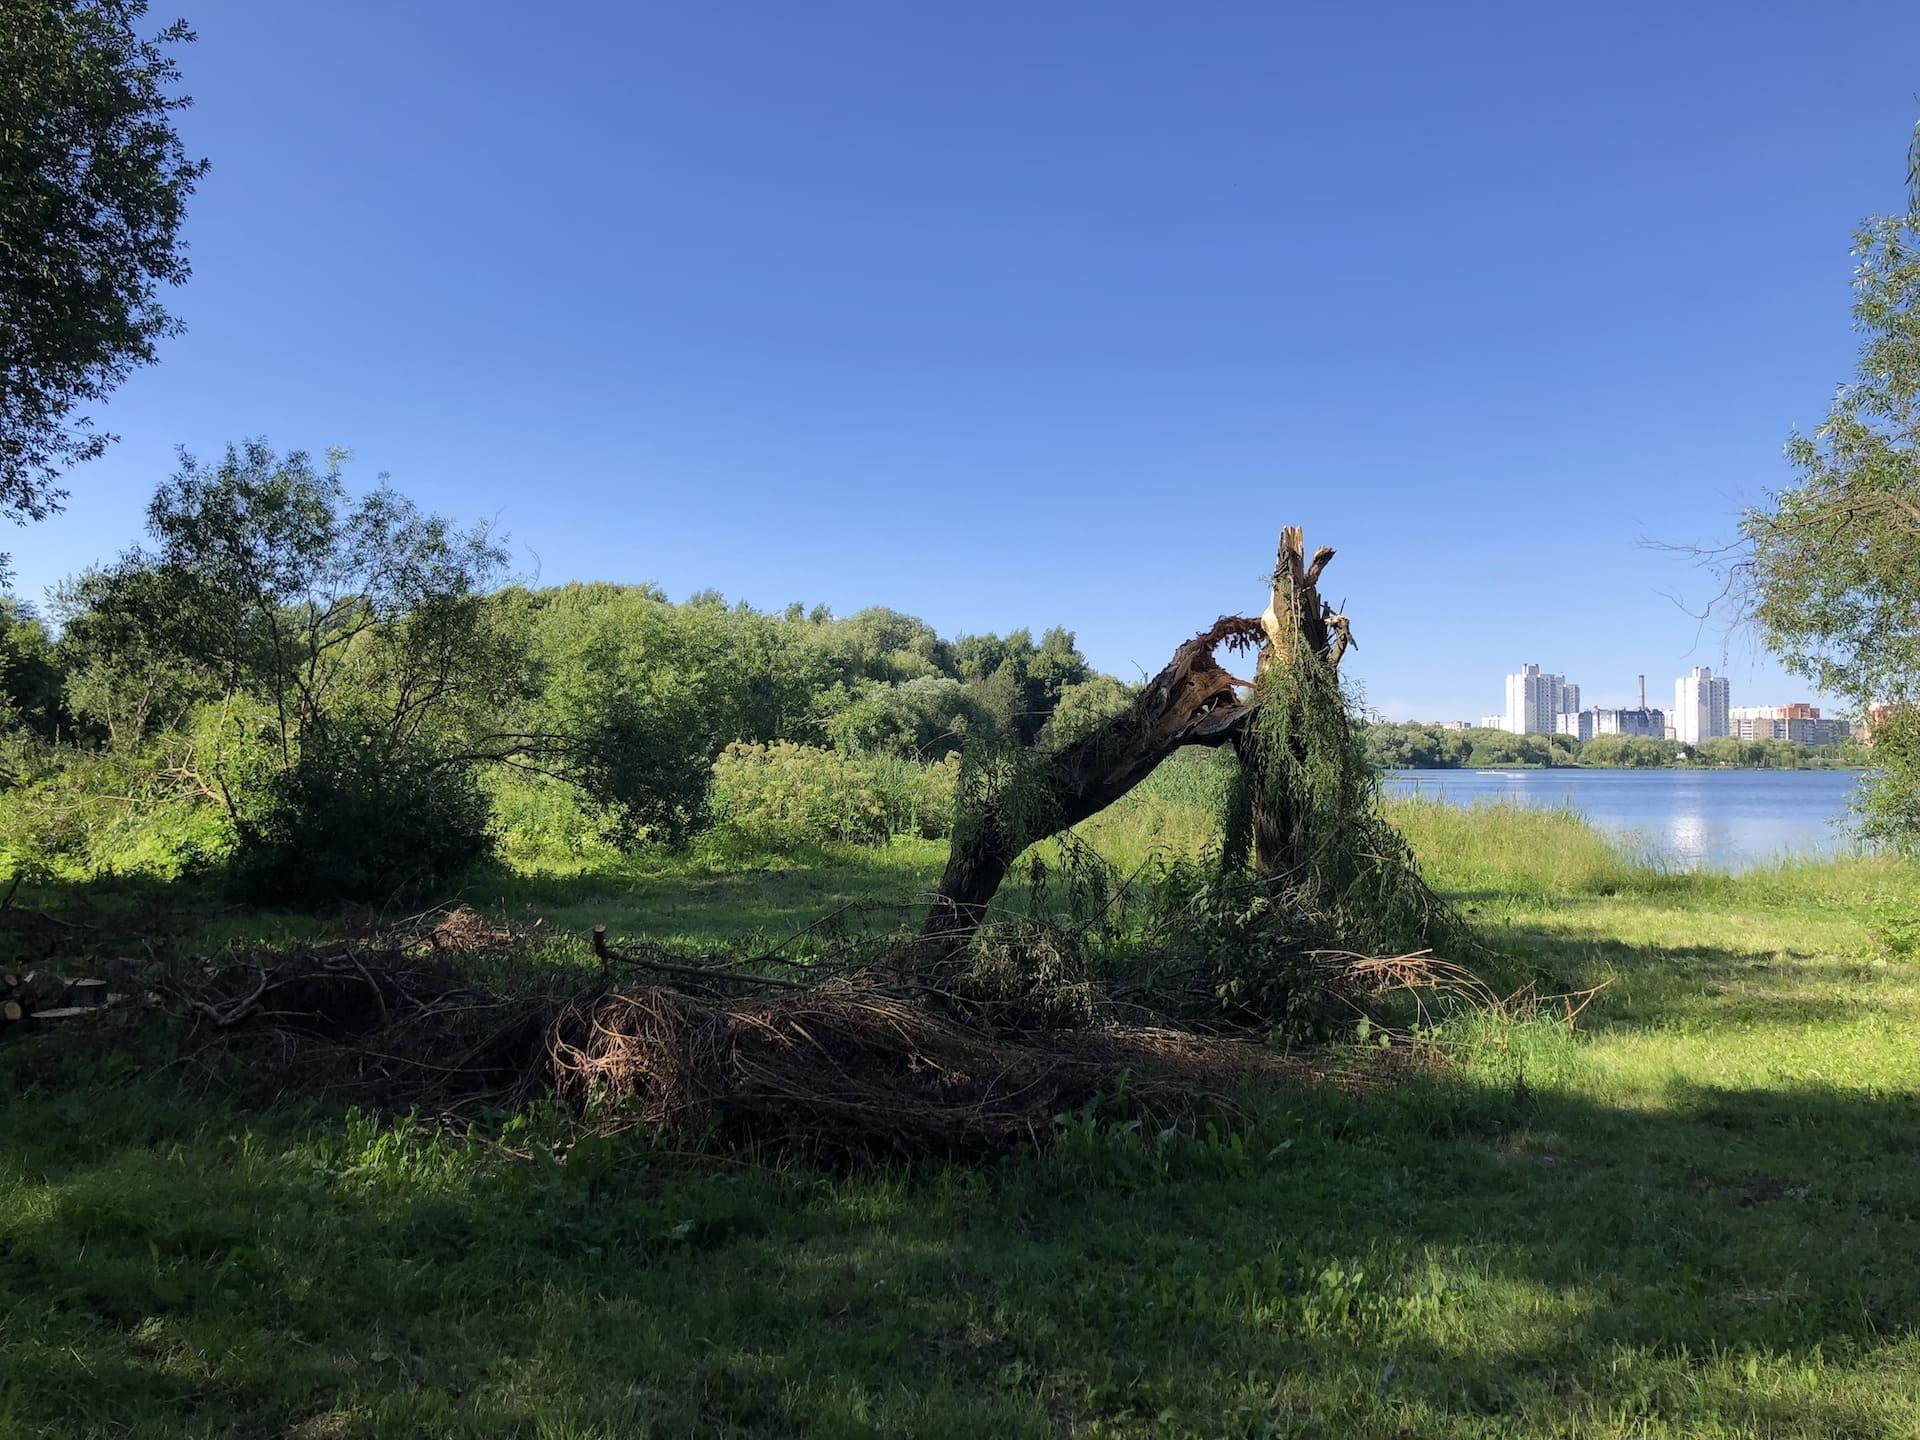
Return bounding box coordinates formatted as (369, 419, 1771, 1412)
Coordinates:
(1673, 666, 1731, 743)
(1504, 664, 1581, 735)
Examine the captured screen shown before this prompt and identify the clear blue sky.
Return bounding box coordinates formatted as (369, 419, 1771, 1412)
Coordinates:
(15, 2, 1920, 720)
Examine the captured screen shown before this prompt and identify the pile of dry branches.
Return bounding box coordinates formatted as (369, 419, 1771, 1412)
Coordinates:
(109, 905, 1411, 1158)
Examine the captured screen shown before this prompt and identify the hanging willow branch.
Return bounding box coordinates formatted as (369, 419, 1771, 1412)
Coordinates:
(920, 528, 1360, 941)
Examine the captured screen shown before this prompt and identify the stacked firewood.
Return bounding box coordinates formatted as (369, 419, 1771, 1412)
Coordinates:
(0, 970, 116, 1025)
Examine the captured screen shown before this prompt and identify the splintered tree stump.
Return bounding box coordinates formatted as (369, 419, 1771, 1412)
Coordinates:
(919, 529, 1354, 941)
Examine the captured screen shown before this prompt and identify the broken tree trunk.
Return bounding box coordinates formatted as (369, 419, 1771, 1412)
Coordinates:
(919, 529, 1356, 941)
(1236, 525, 1356, 876)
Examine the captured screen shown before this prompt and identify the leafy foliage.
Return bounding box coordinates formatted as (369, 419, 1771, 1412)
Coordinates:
(1360, 721, 1474, 769)
(5, 458, 1108, 892)
(1739, 127, 1920, 846)
(709, 741, 957, 848)
(52, 443, 517, 894)
(229, 724, 494, 904)
(0, 598, 70, 745)
(0, 0, 207, 557)
(1222, 641, 1467, 972)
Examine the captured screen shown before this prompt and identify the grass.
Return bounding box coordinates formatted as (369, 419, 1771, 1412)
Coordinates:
(4, 794, 1920, 1436)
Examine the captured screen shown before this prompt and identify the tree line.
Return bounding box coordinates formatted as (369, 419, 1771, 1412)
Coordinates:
(1359, 721, 1866, 772)
(0, 444, 1131, 897)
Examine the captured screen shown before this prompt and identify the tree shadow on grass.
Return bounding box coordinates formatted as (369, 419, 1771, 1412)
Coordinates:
(2, 844, 949, 972)
(2, 1031, 1918, 1437)
(1475, 918, 1901, 1034)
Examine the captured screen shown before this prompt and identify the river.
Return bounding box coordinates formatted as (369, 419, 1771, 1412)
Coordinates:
(1381, 767, 1866, 871)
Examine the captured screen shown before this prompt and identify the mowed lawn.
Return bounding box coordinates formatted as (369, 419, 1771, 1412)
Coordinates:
(3, 800, 1918, 1438)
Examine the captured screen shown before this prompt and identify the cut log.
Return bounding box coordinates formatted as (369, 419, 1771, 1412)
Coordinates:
(2, 1000, 21, 1024)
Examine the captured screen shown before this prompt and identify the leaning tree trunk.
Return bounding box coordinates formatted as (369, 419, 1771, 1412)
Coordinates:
(918, 528, 1353, 942)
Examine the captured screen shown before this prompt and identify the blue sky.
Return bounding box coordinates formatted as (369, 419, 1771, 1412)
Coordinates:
(14, 2, 1920, 720)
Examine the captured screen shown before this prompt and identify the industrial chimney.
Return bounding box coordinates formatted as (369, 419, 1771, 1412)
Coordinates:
(1638, 675, 1646, 709)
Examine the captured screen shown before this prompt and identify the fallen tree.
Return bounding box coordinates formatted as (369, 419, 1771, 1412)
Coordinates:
(921, 527, 1372, 940)
(7, 533, 1487, 1161)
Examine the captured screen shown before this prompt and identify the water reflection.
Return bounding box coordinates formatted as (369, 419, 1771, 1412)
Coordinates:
(1665, 811, 1710, 868)
(1382, 768, 1863, 872)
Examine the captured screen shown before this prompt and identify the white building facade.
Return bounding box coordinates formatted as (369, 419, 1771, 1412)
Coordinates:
(1729, 705, 1847, 747)
(1504, 664, 1581, 735)
(1591, 706, 1668, 739)
(1556, 710, 1595, 742)
(1673, 667, 1731, 744)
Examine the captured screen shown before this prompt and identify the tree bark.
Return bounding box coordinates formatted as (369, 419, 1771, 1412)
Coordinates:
(920, 615, 1262, 941)
(1239, 526, 1352, 875)
(918, 530, 1353, 942)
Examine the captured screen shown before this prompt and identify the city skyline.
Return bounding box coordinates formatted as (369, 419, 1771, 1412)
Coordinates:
(1451, 661, 1857, 740)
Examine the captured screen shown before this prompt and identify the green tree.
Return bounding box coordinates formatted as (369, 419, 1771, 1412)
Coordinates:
(1036, 673, 1133, 750)
(1737, 122, 1920, 846)
(1361, 721, 1446, 769)
(0, 598, 69, 742)
(69, 442, 520, 896)
(826, 675, 988, 759)
(0, 1, 207, 567)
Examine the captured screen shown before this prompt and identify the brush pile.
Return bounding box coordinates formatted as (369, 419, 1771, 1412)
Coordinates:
(121, 902, 1419, 1159)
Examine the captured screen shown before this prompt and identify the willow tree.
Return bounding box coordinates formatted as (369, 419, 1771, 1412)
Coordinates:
(922, 528, 1449, 949)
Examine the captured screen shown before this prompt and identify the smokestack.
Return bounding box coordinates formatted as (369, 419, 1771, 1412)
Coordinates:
(1638, 674, 1646, 709)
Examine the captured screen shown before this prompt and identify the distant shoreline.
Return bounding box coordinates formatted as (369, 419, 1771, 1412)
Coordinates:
(1384, 762, 1867, 774)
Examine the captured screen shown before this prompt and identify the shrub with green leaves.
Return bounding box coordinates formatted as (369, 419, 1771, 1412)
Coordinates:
(709, 741, 956, 849)
(0, 742, 229, 881)
(230, 727, 493, 904)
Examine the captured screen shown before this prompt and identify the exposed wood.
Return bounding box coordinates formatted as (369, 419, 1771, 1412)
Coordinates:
(920, 615, 1265, 941)
(1238, 526, 1351, 877)
(919, 529, 1356, 942)
(2, 1000, 21, 1023)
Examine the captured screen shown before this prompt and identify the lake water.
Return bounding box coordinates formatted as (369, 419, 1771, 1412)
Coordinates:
(1382, 767, 1866, 871)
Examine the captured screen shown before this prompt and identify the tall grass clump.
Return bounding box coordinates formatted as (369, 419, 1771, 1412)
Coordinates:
(1072, 749, 1236, 869)
(1386, 797, 1643, 902)
(709, 741, 957, 850)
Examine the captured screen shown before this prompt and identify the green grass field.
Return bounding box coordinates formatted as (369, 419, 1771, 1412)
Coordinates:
(4, 791, 1919, 1438)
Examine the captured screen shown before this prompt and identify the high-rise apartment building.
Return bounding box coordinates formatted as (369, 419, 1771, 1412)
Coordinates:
(1591, 706, 1668, 739)
(1556, 710, 1595, 742)
(1729, 705, 1846, 746)
(1504, 664, 1580, 735)
(1673, 667, 1731, 743)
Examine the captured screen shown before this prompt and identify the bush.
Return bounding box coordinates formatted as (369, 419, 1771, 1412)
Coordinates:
(230, 729, 494, 903)
(0, 743, 230, 881)
(709, 741, 957, 849)
(484, 768, 625, 874)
